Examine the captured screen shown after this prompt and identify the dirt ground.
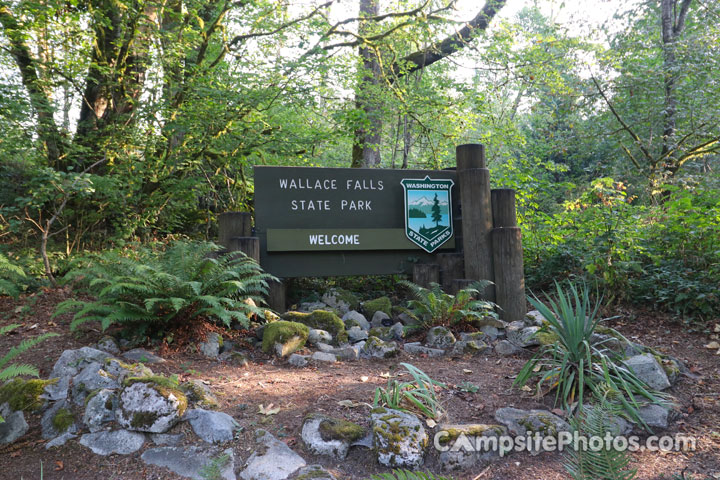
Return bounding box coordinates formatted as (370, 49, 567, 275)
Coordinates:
(0, 289, 718, 480)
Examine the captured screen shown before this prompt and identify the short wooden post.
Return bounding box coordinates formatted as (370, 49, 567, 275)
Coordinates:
(413, 264, 440, 288)
(438, 253, 464, 293)
(227, 237, 260, 263)
(218, 212, 252, 249)
(491, 227, 526, 322)
(267, 279, 286, 313)
(491, 189, 517, 228)
(456, 144, 495, 301)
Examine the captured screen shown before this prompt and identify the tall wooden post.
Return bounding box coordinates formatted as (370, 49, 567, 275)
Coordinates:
(218, 212, 252, 250)
(456, 144, 495, 301)
(438, 253, 464, 293)
(491, 188, 526, 322)
(413, 264, 440, 288)
(228, 237, 260, 263)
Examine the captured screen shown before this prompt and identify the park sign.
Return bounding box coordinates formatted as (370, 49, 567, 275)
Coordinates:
(254, 166, 459, 277)
(401, 176, 454, 253)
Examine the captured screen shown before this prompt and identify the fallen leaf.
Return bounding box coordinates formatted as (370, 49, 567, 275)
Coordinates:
(551, 408, 565, 417)
(258, 403, 280, 415)
(55, 460, 64, 471)
(715, 324, 720, 333)
(704, 341, 720, 350)
(687, 406, 694, 414)
(463, 369, 472, 374)
(360, 376, 369, 382)
(10, 451, 20, 458)
(532, 365, 542, 372)
(380, 372, 390, 378)
(521, 385, 532, 392)
(426, 419, 437, 428)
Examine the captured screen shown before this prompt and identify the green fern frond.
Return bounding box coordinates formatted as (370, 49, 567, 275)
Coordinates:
(369, 470, 453, 480)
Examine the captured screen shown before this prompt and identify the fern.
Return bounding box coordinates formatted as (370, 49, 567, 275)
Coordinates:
(564, 388, 637, 480)
(0, 324, 58, 422)
(369, 470, 453, 480)
(400, 280, 497, 332)
(55, 240, 276, 338)
(0, 253, 27, 298)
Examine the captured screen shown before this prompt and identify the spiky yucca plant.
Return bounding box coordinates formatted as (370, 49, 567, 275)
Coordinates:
(0, 324, 58, 422)
(400, 280, 497, 331)
(0, 253, 26, 298)
(369, 470, 453, 480)
(373, 362, 446, 420)
(55, 240, 276, 337)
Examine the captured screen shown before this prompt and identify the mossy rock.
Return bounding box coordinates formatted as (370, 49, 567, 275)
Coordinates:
(122, 375, 188, 417)
(51, 408, 74, 434)
(262, 320, 310, 354)
(317, 416, 365, 443)
(436, 424, 507, 446)
(281, 311, 347, 345)
(0, 378, 57, 412)
(362, 297, 392, 319)
(535, 330, 560, 346)
(180, 380, 219, 409)
(322, 288, 360, 312)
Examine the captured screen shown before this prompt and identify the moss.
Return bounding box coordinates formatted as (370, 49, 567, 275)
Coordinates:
(536, 330, 560, 346)
(362, 296, 392, 319)
(51, 408, 74, 433)
(0, 378, 57, 412)
(262, 320, 309, 354)
(316, 416, 365, 443)
(131, 411, 160, 429)
(180, 381, 219, 409)
(122, 375, 187, 416)
(281, 311, 347, 345)
(330, 288, 360, 311)
(437, 424, 505, 445)
(368, 327, 389, 339)
(296, 467, 332, 480)
(518, 414, 558, 436)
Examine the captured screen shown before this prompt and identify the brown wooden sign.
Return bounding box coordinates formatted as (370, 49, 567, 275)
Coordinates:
(254, 166, 459, 277)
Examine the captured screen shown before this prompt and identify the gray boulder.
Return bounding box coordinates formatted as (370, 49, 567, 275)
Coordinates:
(425, 326, 456, 349)
(479, 325, 502, 340)
(308, 329, 333, 345)
(96, 336, 121, 355)
(116, 381, 185, 433)
(331, 346, 359, 361)
(436, 424, 508, 471)
(150, 433, 185, 446)
(186, 408, 238, 443)
(450, 339, 491, 357)
(636, 404, 673, 431)
(371, 311, 392, 328)
(525, 310, 546, 326)
(198, 332, 223, 359)
(239, 430, 306, 480)
(41, 399, 77, 440)
(122, 348, 166, 364)
(0, 403, 28, 445)
(288, 354, 309, 367)
(142, 446, 235, 480)
(321, 289, 358, 315)
(45, 347, 112, 401)
(347, 326, 369, 343)
(506, 322, 540, 348)
(360, 336, 399, 359)
(495, 340, 521, 356)
(301, 414, 365, 460)
(371, 408, 427, 468)
(290, 465, 337, 480)
(45, 432, 76, 449)
(298, 301, 327, 312)
(71, 361, 120, 405)
(342, 311, 370, 330)
(389, 322, 405, 341)
(79, 429, 145, 455)
(311, 352, 337, 363)
(495, 408, 570, 438)
(404, 342, 445, 357)
(624, 354, 671, 391)
(83, 389, 117, 432)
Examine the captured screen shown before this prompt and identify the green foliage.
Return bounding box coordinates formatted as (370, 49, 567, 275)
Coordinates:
(54, 240, 275, 338)
(199, 453, 231, 480)
(456, 381, 480, 394)
(373, 363, 446, 420)
(0, 253, 27, 298)
(368, 470, 453, 480)
(261, 321, 309, 354)
(564, 390, 637, 480)
(400, 280, 497, 332)
(514, 281, 670, 429)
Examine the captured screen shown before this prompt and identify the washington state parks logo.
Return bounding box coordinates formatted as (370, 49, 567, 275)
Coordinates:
(401, 176, 454, 253)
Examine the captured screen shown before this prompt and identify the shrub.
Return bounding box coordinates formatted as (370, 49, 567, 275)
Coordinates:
(55, 240, 275, 338)
(0, 324, 58, 421)
(400, 280, 497, 332)
(514, 281, 670, 429)
(0, 253, 26, 298)
(373, 362, 446, 420)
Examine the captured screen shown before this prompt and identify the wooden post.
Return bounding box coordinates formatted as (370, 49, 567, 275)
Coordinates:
(438, 253, 464, 293)
(413, 264, 440, 288)
(218, 212, 252, 249)
(227, 237, 260, 263)
(267, 279, 286, 313)
(491, 227, 526, 322)
(456, 144, 495, 301)
(491, 189, 517, 228)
